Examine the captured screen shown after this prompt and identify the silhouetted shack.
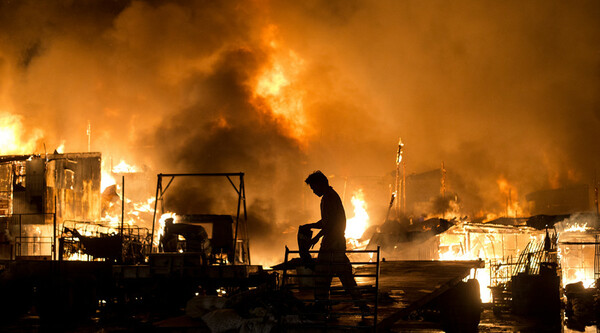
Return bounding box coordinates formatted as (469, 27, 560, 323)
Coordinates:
(526, 184, 593, 216)
(405, 168, 443, 216)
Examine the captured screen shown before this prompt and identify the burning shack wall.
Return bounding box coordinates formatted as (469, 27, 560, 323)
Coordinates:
(372, 222, 546, 303)
(438, 224, 541, 261)
(438, 219, 600, 303)
(436, 223, 546, 303)
(0, 153, 101, 259)
(559, 232, 597, 287)
(49, 153, 102, 223)
(555, 214, 600, 288)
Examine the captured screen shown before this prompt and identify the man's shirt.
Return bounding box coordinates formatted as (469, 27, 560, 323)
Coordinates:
(319, 186, 347, 251)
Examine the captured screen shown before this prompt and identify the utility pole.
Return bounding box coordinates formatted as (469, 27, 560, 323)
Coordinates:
(121, 176, 125, 259)
(441, 162, 446, 198)
(595, 174, 599, 217)
(441, 162, 446, 219)
(402, 159, 406, 215)
(87, 120, 91, 152)
(507, 188, 511, 218)
(395, 138, 404, 218)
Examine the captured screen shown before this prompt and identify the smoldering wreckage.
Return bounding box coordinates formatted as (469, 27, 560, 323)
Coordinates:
(0, 152, 598, 332)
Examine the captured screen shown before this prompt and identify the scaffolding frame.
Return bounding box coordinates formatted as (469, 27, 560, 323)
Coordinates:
(149, 173, 249, 263)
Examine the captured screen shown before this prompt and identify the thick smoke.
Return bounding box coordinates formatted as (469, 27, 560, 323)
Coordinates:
(0, 0, 599, 264)
(269, 0, 600, 216)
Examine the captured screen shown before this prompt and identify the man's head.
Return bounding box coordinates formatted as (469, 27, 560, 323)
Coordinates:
(305, 170, 329, 197)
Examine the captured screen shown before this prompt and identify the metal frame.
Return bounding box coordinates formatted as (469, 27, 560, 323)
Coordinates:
(281, 247, 380, 331)
(5, 213, 57, 260)
(149, 173, 248, 263)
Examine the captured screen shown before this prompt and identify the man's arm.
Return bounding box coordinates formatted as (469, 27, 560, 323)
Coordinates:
(310, 230, 324, 248)
(301, 221, 324, 248)
(302, 221, 323, 229)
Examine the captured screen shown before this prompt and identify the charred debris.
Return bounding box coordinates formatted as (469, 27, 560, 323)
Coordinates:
(0, 152, 598, 332)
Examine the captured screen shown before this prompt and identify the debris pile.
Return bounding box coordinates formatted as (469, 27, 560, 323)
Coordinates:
(565, 281, 600, 330)
(156, 287, 308, 332)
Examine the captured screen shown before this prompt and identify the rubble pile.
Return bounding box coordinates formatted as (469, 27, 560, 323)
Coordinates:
(176, 287, 307, 332)
(565, 281, 600, 330)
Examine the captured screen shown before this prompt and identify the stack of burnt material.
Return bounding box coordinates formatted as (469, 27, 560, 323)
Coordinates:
(565, 281, 600, 330)
(511, 262, 561, 318)
(508, 230, 562, 323)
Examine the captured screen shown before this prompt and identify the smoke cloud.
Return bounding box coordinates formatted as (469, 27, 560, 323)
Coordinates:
(0, 0, 599, 264)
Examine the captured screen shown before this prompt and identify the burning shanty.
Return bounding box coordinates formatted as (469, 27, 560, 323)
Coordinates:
(0, 1, 599, 332)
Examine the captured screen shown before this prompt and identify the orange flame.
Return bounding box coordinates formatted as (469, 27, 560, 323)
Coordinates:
(56, 141, 65, 154)
(438, 226, 499, 303)
(496, 177, 522, 217)
(156, 212, 177, 246)
(252, 25, 307, 141)
(101, 168, 116, 193)
(438, 248, 492, 303)
(563, 222, 589, 233)
(0, 112, 43, 154)
(345, 189, 369, 240)
(563, 266, 595, 288)
(113, 160, 139, 173)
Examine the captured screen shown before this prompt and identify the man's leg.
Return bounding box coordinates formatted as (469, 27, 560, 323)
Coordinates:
(314, 252, 334, 311)
(335, 254, 370, 315)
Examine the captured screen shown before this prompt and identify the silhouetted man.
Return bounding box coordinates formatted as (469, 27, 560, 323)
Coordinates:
(301, 170, 369, 316)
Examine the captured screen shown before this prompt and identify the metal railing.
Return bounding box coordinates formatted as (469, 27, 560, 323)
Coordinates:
(1, 213, 57, 259)
(488, 257, 517, 314)
(61, 220, 151, 263)
(0, 215, 155, 262)
(280, 247, 380, 331)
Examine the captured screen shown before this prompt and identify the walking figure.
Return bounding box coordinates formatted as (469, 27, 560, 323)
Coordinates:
(301, 170, 370, 316)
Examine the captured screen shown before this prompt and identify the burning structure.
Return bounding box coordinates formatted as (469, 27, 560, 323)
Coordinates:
(0, 154, 258, 266)
(0, 152, 159, 263)
(0, 152, 101, 259)
(340, 141, 599, 329)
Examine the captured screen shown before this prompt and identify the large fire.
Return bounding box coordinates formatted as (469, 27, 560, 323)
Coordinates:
(252, 25, 307, 141)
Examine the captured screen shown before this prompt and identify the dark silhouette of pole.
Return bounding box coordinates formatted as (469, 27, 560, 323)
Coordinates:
(120, 175, 125, 262)
(150, 175, 161, 254)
